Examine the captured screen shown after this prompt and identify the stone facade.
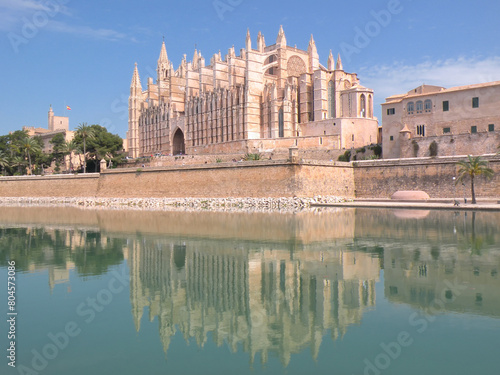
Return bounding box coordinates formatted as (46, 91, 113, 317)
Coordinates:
(127, 27, 378, 158)
(23, 106, 78, 171)
(382, 81, 500, 159)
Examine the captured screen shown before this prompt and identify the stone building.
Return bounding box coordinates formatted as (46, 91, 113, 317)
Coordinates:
(382, 81, 500, 159)
(127, 27, 378, 158)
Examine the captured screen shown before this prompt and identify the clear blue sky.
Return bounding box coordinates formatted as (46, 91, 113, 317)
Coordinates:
(1, 0, 499, 138)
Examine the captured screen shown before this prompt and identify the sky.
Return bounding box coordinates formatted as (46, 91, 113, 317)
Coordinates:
(1, 0, 500, 138)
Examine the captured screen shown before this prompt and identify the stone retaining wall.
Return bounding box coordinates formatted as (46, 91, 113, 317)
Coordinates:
(0, 156, 498, 201)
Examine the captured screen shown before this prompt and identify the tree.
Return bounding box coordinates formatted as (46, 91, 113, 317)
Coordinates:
(75, 123, 95, 173)
(0, 151, 8, 175)
(73, 124, 122, 172)
(50, 133, 67, 172)
(63, 139, 78, 172)
(456, 155, 494, 204)
(21, 137, 42, 174)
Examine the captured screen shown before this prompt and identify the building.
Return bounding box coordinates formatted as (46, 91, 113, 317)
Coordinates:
(382, 81, 500, 159)
(23, 106, 77, 171)
(127, 27, 378, 158)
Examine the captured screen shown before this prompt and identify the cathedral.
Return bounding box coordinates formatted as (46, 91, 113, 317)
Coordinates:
(127, 27, 378, 158)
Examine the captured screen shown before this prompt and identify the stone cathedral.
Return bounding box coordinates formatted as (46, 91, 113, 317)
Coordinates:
(127, 27, 378, 158)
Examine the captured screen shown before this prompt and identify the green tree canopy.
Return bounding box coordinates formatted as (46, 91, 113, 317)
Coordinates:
(73, 124, 123, 172)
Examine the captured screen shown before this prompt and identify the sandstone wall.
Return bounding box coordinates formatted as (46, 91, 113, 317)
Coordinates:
(400, 131, 500, 158)
(353, 156, 500, 199)
(0, 156, 498, 200)
(0, 174, 99, 197)
(98, 161, 354, 198)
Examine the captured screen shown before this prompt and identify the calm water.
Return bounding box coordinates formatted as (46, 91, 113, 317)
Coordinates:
(1, 207, 499, 375)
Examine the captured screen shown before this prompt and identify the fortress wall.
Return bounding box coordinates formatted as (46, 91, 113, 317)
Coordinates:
(353, 156, 500, 199)
(0, 174, 99, 197)
(0, 156, 498, 200)
(97, 161, 354, 198)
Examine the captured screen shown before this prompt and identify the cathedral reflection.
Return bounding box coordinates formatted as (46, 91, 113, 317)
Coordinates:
(128, 238, 379, 365)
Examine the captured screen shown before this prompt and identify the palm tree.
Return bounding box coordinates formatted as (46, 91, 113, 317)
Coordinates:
(10, 156, 26, 175)
(0, 151, 8, 175)
(456, 155, 494, 204)
(63, 139, 78, 172)
(76, 123, 95, 173)
(21, 137, 42, 174)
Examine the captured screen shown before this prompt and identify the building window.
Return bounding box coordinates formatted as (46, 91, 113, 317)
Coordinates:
(390, 136, 394, 141)
(472, 97, 479, 108)
(416, 101, 423, 114)
(407, 102, 414, 115)
(417, 125, 426, 136)
(424, 99, 432, 112)
(278, 108, 284, 137)
(266, 67, 277, 76)
(387, 108, 395, 115)
(443, 127, 451, 134)
(265, 54, 277, 65)
(488, 124, 495, 132)
(443, 101, 449, 111)
(360, 94, 366, 118)
(471, 126, 477, 133)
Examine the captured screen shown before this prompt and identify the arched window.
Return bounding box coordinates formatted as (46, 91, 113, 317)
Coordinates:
(266, 67, 277, 76)
(328, 81, 335, 118)
(416, 101, 423, 114)
(278, 108, 284, 137)
(424, 99, 432, 113)
(265, 54, 277, 65)
(368, 95, 373, 118)
(407, 102, 414, 115)
(360, 94, 366, 118)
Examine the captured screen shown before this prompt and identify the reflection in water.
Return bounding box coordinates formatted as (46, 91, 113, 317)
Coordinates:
(128, 238, 379, 365)
(0, 207, 500, 368)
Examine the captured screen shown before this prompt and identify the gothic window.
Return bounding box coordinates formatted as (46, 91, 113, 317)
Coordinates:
(328, 81, 335, 118)
(265, 67, 277, 76)
(265, 54, 277, 65)
(424, 99, 432, 112)
(278, 108, 284, 138)
(368, 95, 373, 118)
(360, 94, 366, 118)
(416, 101, 423, 114)
(287, 56, 306, 77)
(407, 102, 414, 114)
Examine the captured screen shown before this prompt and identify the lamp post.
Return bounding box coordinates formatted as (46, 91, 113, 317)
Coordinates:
(462, 182, 467, 204)
(452, 177, 456, 202)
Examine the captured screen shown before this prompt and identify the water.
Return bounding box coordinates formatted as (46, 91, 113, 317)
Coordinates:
(1, 207, 499, 375)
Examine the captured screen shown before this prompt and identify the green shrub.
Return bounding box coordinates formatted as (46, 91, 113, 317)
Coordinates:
(371, 144, 382, 158)
(429, 141, 438, 157)
(338, 150, 351, 162)
(412, 140, 420, 157)
(215, 158, 223, 163)
(243, 153, 262, 161)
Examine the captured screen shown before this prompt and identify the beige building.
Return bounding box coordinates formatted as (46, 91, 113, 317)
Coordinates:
(23, 106, 77, 171)
(127, 27, 378, 158)
(382, 81, 500, 159)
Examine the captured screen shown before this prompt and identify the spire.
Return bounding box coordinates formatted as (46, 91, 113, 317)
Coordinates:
(158, 40, 168, 63)
(276, 25, 287, 47)
(257, 31, 265, 52)
(246, 28, 251, 51)
(192, 49, 199, 69)
(336, 54, 343, 70)
(131, 63, 142, 89)
(328, 50, 335, 70)
(308, 34, 317, 53)
(308, 34, 319, 70)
